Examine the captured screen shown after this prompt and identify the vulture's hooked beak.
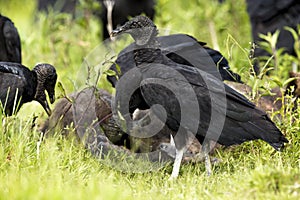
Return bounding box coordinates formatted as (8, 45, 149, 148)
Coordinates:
(110, 26, 125, 37)
(38, 100, 52, 116)
(49, 95, 55, 104)
(42, 100, 52, 116)
(45, 94, 55, 116)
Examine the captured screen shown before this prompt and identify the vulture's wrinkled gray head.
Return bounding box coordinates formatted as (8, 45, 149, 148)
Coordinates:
(33, 63, 57, 116)
(110, 15, 158, 46)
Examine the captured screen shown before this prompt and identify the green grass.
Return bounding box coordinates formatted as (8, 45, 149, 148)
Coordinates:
(0, 0, 300, 199)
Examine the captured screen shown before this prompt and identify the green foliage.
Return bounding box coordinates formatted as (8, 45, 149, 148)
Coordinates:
(285, 25, 300, 65)
(258, 30, 290, 79)
(243, 27, 300, 102)
(0, 0, 299, 199)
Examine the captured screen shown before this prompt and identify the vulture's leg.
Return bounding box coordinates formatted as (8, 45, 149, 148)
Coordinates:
(202, 139, 212, 176)
(169, 147, 184, 179)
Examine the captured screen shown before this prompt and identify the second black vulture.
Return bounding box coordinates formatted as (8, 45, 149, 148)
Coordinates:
(0, 62, 57, 116)
(0, 14, 21, 63)
(111, 16, 288, 178)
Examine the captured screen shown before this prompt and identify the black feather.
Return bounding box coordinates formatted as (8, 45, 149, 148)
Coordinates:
(0, 14, 21, 63)
(107, 33, 242, 87)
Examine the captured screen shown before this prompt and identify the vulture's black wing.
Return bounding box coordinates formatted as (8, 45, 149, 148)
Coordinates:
(0, 15, 21, 63)
(136, 57, 287, 150)
(0, 62, 28, 114)
(107, 34, 241, 87)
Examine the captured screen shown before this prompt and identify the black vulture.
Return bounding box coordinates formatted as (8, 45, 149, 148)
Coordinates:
(107, 33, 242, 87)
(0, 62, 57, 116)
(246, 0, 300, 72)
(99, 0, 156, 40)
(111, 16, 288, 178)
(0, 14, 21, 63)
